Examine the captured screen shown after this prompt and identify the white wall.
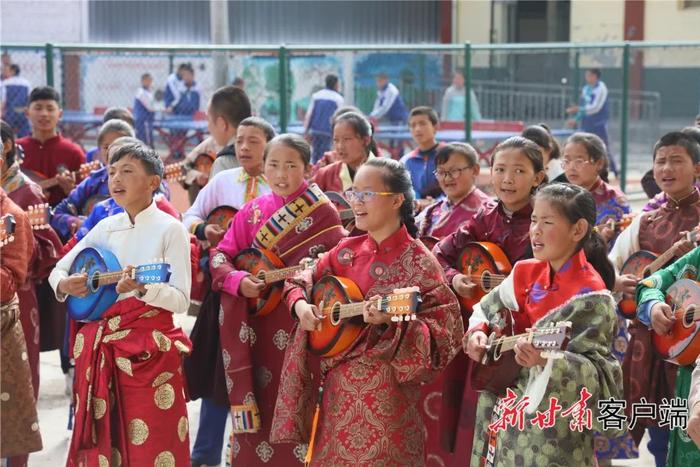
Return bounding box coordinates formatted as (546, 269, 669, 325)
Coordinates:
(1, 0, 87, 43)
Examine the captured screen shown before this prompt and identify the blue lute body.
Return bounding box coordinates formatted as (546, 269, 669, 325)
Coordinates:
(66, 247, 171, 321)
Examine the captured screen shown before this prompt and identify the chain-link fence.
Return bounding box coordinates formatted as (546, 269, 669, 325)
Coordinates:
(2, 41, 699, 193)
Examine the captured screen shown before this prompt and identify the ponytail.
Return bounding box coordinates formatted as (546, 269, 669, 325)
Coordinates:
(364, 158, 418, 238)
(583, 230, 615, 290)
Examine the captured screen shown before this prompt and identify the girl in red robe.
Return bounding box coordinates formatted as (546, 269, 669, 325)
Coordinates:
(431, 136, 547, 464)
(272, 157, 463, 466)
(313, 111, 376, 194)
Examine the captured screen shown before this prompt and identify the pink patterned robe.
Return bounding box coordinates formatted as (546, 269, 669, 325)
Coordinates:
(210, 181, 346, 465)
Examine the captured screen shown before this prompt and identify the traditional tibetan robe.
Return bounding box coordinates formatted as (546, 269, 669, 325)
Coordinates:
(608, 188, 700, 446)
(1, 162, 63, 395)
(48, 201, 193, 467)
(432, 199, 532, 464)
(433, 200, 532, 285)
(416, 187, 491, 239)
(586, 177, 636, 460)
(468, 250, 622, 466)
(184, 167, 270, 406)
(273, 225, 463, 466)
(636, 246, 700, 465)
(0, 190, 43, 461)
(210, 181, 345, 465)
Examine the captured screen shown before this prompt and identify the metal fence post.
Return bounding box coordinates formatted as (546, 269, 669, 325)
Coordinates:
(45, 43, 54, 87)
(620, 43, 630, 193)
(572, 50, 580, 102)
(279, 45, 288, 133)
(464, 42, 472, 142)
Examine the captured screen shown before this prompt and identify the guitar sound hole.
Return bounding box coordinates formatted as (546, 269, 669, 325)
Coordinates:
(684, 306, 696, 327)
(330, 304, 341, 326)
(89, 272, 101, 292)
(482, 271, 492, 291)
(256, 271, 267, 281)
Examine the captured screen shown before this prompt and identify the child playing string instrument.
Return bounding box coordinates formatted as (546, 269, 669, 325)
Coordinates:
(465, 183, 622, 466)
(209, 134, 345, 465)
(49, 140, 193, 466)
(272, 158, 462, 466)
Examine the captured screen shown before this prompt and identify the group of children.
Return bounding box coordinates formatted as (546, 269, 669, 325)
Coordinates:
(1, 78, 699, 467)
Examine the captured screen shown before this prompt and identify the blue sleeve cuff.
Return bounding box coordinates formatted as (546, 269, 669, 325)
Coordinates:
(637, 299, 662, 327)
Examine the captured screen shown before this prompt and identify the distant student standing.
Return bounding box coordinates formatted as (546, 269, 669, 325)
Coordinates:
(133, 73, 156, 147)
(441, 70, 482, 122)
(0, 64, 31, 137)
(566, 68, 618, 177)
(165, 63, 200, 117)
(370, 73, 408, 124)
(400, 106, 444, 200)
(305, 74, 344, 163)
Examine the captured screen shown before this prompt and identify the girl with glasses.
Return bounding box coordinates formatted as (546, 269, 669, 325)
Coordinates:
(273, 158, 462, 466)
(416, 142, 490, 240)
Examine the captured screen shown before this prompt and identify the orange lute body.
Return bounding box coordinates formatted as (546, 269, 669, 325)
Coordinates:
(206, 205, 238, 231)
(618, 251, 659, 319)
(25, 161, 100, 191)
(233, 248, 311, 318)
(652, 279, 700, 365)
(456, 242, 512, 310)
(308, 276, 420, 358)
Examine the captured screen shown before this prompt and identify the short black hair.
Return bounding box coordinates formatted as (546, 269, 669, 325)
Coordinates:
(141, 73, 152, 81)
(409, 106, 439, 126)
(209, 85, 252, 127)
(522, 124, 561, 160)
(587, 68, 601, 79)
(325, 74, 339, 90)
(239, 117, 276, 142)
(102, 107, 134, 128)
(109, 137, 164, 178)
(232, 77, 244, 87)
(1, 120, 17, 167)
(653, 131, 700, 164)
(435, 142, 478, 167)
(10, 64, 19, 76)
(178, 63, 194, 74)
(29, 86, 60, 105)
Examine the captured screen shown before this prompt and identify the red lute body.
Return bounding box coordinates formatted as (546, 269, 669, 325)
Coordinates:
(618, 250, 658, 318)
(456, 242, 512, 311)
(207, 205, 238, 231)
(652, 279, 700, 365)
(233, 248, 292, 318)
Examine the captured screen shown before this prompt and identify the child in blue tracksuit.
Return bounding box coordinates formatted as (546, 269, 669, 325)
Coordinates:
(1, 64, 31, 137)
(305, 74, 344, 163)
(133, 73, 156, 147)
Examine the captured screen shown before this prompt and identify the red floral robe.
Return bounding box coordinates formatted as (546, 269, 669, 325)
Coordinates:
(416, 187, 492, 239)
(67, 298, 192, 467)
(2, 164, 63, 397)
(210, 182, 345, 465)
(273, 225, 463, 466)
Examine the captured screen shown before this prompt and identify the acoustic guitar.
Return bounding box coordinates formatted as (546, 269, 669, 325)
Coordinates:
(233, 248, 314, 317)
(471, 316, 572, 395)
(25, 161, 101, 192)
(325, 191, 355, 229)
(66, 247, 171, 321)
(456, 242, 513, 310)
(308, 276, 421, 357)
(594, 214, 633, 234)
(651, 279, 700, 365)
(0, 214, 16, 247)
(619, 229, 698, 319)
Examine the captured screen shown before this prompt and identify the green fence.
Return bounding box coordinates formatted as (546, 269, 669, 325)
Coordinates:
(3, 40, 700, 193)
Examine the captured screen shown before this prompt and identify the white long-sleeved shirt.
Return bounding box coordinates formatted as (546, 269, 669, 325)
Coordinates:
(182, 167, 270, 232)
(49, 201, 191, 314)
(370, 82, 401, 120)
